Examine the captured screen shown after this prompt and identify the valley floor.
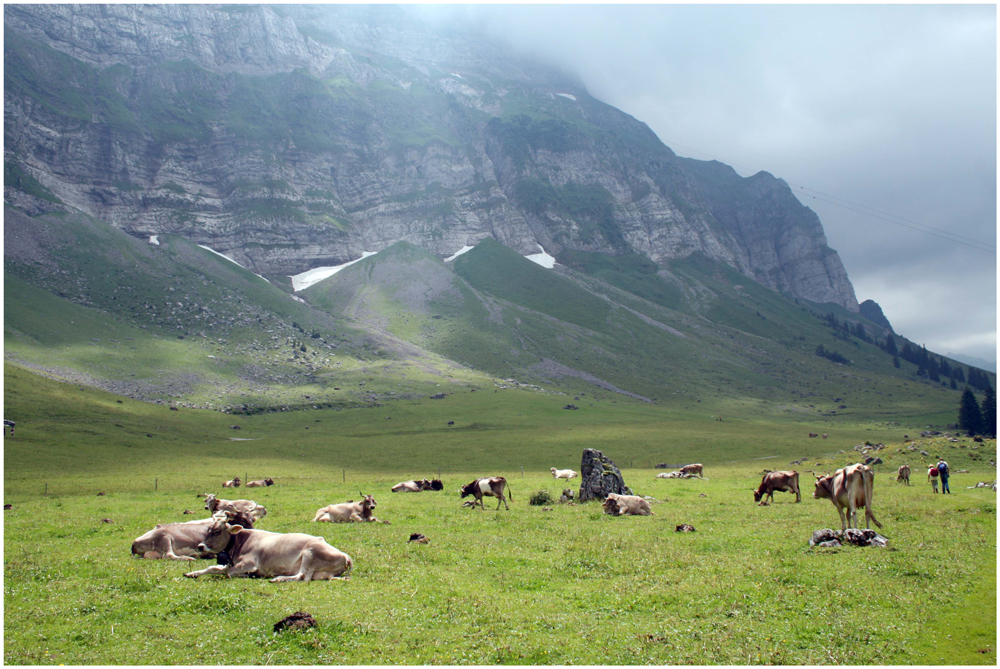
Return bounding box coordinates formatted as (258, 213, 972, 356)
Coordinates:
(3, 365, 995, 665)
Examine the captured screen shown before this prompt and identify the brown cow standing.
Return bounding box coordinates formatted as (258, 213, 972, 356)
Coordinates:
(813, 464, 883, 531)
(896, 465, 911, 486)
(459, 477, 512, 510)
(679, 463, 704, 478)
(753, 471, 801, 504)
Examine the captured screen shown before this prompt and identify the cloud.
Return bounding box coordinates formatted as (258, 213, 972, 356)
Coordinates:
(409, 5, 996, 363)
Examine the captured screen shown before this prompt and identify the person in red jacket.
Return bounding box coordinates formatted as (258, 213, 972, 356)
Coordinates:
(927, 465, 939, 493)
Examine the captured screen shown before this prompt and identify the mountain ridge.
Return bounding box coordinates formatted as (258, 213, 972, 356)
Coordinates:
(5, 3, 858, 311)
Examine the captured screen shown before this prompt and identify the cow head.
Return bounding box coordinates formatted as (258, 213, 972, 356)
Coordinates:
(264, 478, 274, 486)
(204, 493, 218, 512)
(196, 512, 242, 554)
(752, 488, 764, 503)
(813, 474, 834, 500)
(459, 481, 476, 498)
(602, 497, 623, 516)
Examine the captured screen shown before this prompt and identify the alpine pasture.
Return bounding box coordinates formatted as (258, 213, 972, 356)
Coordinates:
(3, 366, 995, 665)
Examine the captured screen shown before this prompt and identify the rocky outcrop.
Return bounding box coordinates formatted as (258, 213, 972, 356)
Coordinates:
(859, 299, 894, 333)
(4, 4, 859, 310)
(578, 448, 632, 502)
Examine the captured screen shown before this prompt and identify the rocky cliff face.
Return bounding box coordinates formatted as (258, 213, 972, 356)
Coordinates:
(4, 4, 858, 310)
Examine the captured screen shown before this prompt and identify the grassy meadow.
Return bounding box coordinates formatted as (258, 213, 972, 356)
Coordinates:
(3, 364, 996, 665)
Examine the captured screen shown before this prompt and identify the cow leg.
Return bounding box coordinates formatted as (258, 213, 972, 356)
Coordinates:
(184, 564, 229, 578)
(158, 535, 195, 561)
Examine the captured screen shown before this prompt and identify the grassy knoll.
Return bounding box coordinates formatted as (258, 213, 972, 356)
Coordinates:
(3, 364, 995, 665)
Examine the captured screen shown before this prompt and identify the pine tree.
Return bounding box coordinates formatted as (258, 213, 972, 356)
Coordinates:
(893, 356, 901, 369)
(959, 388, 984, 435)
(981, 386, 996, 438)
(950, 378, 957, 390)
(884, 336, 897, 355)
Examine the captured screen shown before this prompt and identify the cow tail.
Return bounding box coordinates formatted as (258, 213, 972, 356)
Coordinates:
(507, 483, 513, 502)
(865, 469, 883, 529)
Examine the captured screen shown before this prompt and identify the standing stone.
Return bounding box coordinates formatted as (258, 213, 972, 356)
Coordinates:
(578, 448, 632, 502)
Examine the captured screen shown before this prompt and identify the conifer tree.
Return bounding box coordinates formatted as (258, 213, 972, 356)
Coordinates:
(884, 335, 897, 355)
(893, 356, 900, 369)
(981, 386, 996, 438)
(959, 388, 983, 435)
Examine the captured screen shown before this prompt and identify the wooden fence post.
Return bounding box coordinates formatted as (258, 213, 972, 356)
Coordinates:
(155, 478, 158, 491)
(343, 469, 346, 483)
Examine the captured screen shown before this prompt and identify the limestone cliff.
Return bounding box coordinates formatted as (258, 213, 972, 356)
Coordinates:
(4, 4, 858, 310)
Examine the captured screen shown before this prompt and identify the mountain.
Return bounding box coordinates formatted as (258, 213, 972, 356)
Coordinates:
(947, 353, 996, 374)
(5, 3, 857, 310)
(859, 299, 893, 334)
(7, 4, 993, 418)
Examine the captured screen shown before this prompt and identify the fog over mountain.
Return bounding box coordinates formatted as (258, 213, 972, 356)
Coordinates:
(409, 4, 996, 364)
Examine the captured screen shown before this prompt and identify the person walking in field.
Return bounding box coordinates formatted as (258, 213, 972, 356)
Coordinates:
(937, 459, 951, 494)
(927, 464, 939, 493)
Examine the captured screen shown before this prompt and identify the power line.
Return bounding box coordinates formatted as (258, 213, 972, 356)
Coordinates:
(661, 137, 996, 254)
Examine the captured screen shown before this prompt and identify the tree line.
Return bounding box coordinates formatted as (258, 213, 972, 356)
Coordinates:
(822, 312, 994, 391)
(959, 386, 997, 438)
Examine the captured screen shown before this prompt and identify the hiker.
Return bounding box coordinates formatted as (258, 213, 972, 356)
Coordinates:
(937, 459, 951, 494)
(927, 464, 939, 493)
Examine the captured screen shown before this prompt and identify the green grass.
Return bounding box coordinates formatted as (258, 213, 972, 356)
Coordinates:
(3, 364, 995, 664)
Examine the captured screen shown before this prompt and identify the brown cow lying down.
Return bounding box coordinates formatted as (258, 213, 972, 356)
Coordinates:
(813, 463, 883, 531)
(602, 493, 653, 516)
(131, 511, 252, 561)
(204, 493, 267, 521)
(245, 478, 274, 488)
(313, 495, 382, 523)
(183, 523, 352, 582)
(753, 471, 801, 504)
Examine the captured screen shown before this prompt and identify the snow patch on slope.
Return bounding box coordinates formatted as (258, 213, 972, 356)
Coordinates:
(525, 245, 557, 268)
(444, 245, 474, 262)
(197, 245, 270, 283)
(290, 252, 378, 291)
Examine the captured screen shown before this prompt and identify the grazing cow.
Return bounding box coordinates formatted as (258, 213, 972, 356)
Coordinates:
(813, 464, 883, 531)
(602, 493, 653, 516)
(204, 493, 267, 521)
(822, 434, 828, 439)
(550, 468, 578, 480)
(392, 479, 431, 493)
(680, 464, 704, 478)
(183, 523, 352, 582)
(131, 511, 251, 561)
(313, 495, 381, 523)
(896, 465, 911, 486)
(753, 471, 801, 504)
(245, 478, 274, 488)
(808, 433, 818, 438)
(4, 419, 14, 436)
(459, 477, 512, 510)
(222, 476, 241, 488)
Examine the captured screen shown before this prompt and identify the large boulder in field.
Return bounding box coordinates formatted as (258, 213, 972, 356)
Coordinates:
(578, 448, 633, 502)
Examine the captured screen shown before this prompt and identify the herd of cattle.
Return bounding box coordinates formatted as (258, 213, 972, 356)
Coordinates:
(128, 458, 950, 582)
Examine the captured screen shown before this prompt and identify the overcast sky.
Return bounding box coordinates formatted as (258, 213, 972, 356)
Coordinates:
(411, 4, 997, 365)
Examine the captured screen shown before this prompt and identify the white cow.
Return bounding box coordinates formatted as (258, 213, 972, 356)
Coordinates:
(550, 468, 578, 480)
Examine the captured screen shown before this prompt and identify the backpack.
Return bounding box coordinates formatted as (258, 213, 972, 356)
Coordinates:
(937, 462, 949, 475)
